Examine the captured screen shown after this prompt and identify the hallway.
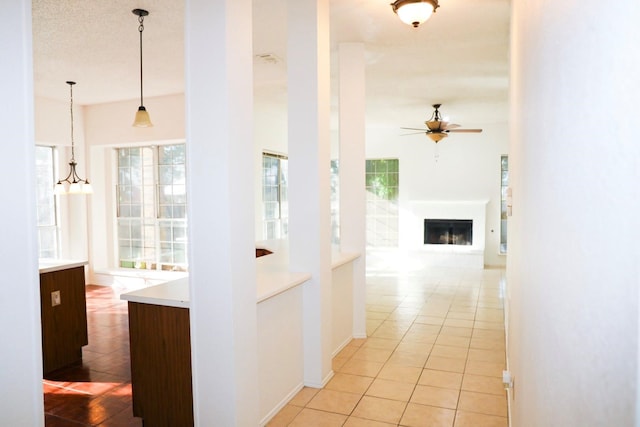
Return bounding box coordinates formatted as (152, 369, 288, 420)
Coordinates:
(268, 255, 508, 426)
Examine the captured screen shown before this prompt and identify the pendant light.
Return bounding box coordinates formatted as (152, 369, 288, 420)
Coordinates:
(132, 8, 152, 127)
(391, 0, 439, 28)
(54, 81, 92, 195)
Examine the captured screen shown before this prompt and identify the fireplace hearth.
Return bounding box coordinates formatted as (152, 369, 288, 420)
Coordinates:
(424, 219, 473, 245)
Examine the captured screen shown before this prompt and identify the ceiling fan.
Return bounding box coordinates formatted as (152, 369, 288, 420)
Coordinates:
(402, 104, 483, 143)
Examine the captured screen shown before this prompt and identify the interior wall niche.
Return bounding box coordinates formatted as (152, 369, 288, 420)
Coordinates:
(424, 219, 473, 245)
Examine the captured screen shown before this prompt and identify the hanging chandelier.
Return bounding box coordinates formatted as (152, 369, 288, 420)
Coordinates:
(391, 0, 439, 28)
(54, 81, 92, 195)
(132, 8, 152, 127)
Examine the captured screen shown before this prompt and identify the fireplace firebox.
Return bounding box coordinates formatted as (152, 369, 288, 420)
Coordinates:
(424, 219, 473, 245)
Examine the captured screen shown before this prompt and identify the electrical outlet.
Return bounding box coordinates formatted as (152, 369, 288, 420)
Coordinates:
(51, 290, 61, 307)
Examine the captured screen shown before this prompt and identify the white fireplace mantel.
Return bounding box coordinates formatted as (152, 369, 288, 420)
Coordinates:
(400, 200, 489, 268)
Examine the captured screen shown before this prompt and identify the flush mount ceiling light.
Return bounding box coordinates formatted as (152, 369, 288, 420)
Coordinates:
(54, 81, 92, 195)
(391, 0, 439, 28)
(132, 8, 152, 127)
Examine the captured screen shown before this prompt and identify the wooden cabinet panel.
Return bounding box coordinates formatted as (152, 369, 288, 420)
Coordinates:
(40, 266, 88, 374)
(128, 302, 194, 427)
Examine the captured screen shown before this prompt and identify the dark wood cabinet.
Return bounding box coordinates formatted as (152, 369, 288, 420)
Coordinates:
(39, 266, 88, 374)
(127, 301, 194, 427)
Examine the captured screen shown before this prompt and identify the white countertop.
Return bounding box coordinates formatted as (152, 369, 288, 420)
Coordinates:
(120, 277, 190, 308)
(121, 240, 360, 308)
(39, 259, 88, 274)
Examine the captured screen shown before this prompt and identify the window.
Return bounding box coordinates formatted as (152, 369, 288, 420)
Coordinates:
(366, 159, 399, 247)
(500, 155, 509, 254)
(35, 146, 59, 258)
(330, 159, 340, 245)
(116, 144, 187, 270)
(262, 153, 288, 240)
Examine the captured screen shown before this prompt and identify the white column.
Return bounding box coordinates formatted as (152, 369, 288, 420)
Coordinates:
(287, 0, 333, 387)
(0, 1, 44, 425)
(185, 0, 259, 425)
(338, 43, 367, 338)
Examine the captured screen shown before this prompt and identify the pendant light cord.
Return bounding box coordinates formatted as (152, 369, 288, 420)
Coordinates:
(138, 14, 145, 107)
(68, 81, 76, 162)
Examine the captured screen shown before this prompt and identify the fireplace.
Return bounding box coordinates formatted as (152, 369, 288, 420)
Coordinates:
(424, 219, 473, 245)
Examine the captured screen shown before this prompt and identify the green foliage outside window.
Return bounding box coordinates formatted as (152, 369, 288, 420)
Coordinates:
(366, 159, 399, 201)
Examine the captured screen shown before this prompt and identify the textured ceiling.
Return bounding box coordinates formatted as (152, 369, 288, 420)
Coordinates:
(32, 0, 510, 129)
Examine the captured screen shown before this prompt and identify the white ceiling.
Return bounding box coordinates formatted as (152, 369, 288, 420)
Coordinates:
(32, 0, 510, 130)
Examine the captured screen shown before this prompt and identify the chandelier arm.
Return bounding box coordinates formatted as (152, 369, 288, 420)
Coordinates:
(58, 163, 75, 184)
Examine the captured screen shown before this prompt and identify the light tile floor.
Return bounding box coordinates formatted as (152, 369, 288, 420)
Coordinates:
(268, 256, 508, 427)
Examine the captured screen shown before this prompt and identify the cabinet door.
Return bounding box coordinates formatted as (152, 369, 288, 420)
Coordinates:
(40, 267, 88, 374)
(128, 302, 194, 426)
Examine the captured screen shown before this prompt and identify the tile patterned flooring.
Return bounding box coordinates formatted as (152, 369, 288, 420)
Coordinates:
(43, 285, 141, 426)
(268, 263, 508, 427)
(43, 260, 507, 427)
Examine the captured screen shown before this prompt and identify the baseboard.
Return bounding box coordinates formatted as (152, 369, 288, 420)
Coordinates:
(259, 382, 304, 427)
(304, 369, 334, 389)
(332, 335, 355, 358)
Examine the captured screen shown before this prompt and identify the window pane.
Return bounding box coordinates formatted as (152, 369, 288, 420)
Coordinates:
(173, 243, 187, 263)
(173, 224, 187, 241)
(366, 158, 399, 247)
(330, 159, 340, 245)
(262, 153, 290, 240)
(130, 205, 142, 218)
(116, 144, 188, 270)
(173, 206, 186, 219)
(500, 155, 509, 254)
(159, 222, 172, 241)
(130, 222, 142, 240)
(118, 221, 131, 239)
(158, 165, 173, 185)
(119, 149, 130, 167)
(35, 146, 59, 258)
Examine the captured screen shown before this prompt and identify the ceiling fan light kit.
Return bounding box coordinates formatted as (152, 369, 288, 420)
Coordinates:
(132, 8, 153, 127)
(391, 0, 439, 28)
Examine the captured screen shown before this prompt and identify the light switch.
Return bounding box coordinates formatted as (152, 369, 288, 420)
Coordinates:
(51, 290, 61, 307)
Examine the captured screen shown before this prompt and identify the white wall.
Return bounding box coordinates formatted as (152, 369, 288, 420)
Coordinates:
(257, 286, 303, 424)
(332, 262, 354, 353)
(366, 118, 508, 267)
(507, 1, 640, 425)
(84, 94, 185, 146)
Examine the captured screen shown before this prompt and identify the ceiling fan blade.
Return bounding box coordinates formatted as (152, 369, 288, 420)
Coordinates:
(444, 123, 461, 130)
(400, 127, 429, 131)
(400, 131, 428, 136)
(447, 129, 483, 133)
